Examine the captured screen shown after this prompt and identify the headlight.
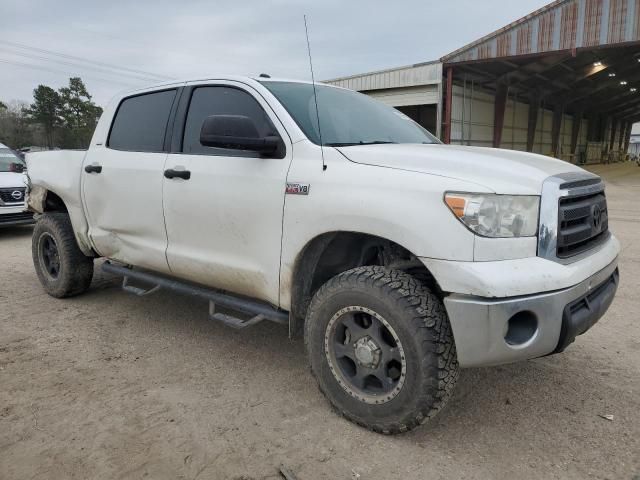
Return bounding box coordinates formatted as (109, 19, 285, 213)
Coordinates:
(444, 193, 539, 238)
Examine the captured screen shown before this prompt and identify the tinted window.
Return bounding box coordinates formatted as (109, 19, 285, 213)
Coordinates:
(183, 86, 278, 156)
(108, 89, 176, 152)
(260, 81, 439, 146)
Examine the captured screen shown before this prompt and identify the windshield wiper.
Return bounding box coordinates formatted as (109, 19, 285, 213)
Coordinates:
(325, 141, 396, 147)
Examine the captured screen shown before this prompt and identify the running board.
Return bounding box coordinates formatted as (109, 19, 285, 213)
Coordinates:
(102, 261, 289, 329)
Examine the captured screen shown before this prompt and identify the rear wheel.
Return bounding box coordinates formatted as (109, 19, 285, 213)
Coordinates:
(305, 266, 459, 434)
(32, 213, 94, 298)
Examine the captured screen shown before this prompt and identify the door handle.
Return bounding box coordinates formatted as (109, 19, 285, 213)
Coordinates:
(164, 168, 191, 180)
(84, 164, 102, 174)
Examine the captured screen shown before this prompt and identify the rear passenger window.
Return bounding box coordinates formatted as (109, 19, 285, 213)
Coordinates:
(108, 90, 176, 152)
(182, 86, 278, 156)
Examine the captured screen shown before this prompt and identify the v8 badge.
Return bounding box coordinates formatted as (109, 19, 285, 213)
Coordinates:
(286, 183, 310, 195)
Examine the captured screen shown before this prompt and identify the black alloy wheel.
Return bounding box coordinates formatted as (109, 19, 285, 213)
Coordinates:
(325, 305, 407, 404)
(39, 232, 61, 279)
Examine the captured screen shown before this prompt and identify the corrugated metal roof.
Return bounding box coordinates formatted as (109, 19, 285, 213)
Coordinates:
(442, 0, 640, 64)
(325, 61, 442, 91)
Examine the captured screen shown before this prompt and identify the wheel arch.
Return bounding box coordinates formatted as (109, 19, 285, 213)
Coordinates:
(31, 187, 69, 214)
(288, 231, 443, 337)
(27, 185, 66, 214)
(27, 185, 95, 257)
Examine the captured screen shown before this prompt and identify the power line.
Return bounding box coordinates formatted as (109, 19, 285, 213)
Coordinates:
(0, 47, 169, 83)
(0, 40, 172, 80)
(0, 58, 140, 88)
(0, 40, 173, 81)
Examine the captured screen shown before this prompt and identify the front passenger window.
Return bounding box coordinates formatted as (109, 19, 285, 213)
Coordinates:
(182, 86, 278, 156)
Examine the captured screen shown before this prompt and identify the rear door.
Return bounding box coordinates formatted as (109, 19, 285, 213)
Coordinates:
(162, 81, 292, 306)
(82, 88, 179, 273)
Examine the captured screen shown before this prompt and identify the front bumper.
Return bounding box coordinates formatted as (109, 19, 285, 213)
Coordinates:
(442, 258, 619, 367)
(421, 234, 620, 298)
(0, 205, 34, 226)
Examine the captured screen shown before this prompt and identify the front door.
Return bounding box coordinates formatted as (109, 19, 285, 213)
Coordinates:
(82, 88, 178, 273)
(162, 82, 292, 306)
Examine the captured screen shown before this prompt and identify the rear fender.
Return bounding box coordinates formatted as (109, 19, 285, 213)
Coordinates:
(26, 151, 94, 256)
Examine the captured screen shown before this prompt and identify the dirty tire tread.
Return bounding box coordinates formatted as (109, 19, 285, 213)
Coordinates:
(32, 213, 94, 298)
(304, 266, 459, 434)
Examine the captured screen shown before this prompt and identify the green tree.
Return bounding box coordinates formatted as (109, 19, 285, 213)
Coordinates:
(58, 77, 103, 148)
(17, 78, 101, 149)
(25, 85, 62, 148)
(0, 101, 7, 111)
(0, 101, 34, 149)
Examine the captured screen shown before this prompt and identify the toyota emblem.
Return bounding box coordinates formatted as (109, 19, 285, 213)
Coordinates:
(11, 190, 23, 201)
(592, 204, 602, 230)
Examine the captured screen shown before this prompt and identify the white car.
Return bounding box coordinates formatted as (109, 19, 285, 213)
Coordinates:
(25, 77, 619, 433)
(0, 142, 32, 226)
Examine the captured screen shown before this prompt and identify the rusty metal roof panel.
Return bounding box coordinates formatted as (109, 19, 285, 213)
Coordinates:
(442, 0, 640, 64)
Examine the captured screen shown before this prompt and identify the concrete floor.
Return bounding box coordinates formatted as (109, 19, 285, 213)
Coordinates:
(0, 163, 638, 480)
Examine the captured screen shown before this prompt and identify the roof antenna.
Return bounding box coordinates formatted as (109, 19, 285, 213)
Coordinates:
(304, 15, 326, 171)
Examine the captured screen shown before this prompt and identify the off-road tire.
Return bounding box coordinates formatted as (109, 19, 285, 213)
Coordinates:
(32, 213, 94, 298)
(305, 266, 459, 434)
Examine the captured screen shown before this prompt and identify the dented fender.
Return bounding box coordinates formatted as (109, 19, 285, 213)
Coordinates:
(26, 184, 47, 213)
(25, 151, 94, 256)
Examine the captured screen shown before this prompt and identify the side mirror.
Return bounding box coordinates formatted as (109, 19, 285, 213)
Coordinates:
(199, 115, 279, 155)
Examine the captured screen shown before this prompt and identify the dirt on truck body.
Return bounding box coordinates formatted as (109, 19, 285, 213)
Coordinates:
(0, 163, 638, 479)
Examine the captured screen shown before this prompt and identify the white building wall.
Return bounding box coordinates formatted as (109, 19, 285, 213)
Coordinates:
(450, 84, 594, 162)
(326, 62, 442, 92)
(450, 86, 494, 148)
(503, 97, 529, 151)
(365, 85, 440, 107)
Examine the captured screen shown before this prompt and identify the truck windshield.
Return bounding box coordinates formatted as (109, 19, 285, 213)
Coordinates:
(260, 81, 440, 146)
(0, 148, 25, 172)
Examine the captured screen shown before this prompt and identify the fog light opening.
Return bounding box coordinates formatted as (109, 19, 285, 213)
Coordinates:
(505, 311, 538, 346)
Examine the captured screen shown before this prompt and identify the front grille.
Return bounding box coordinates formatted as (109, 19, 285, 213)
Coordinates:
(557, 191, 608, 258)
(0, 212, 34, 224)
(0, 187, 26, 203)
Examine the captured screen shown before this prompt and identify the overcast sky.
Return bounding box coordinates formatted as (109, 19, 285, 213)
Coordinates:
(2, 0, 549, 107)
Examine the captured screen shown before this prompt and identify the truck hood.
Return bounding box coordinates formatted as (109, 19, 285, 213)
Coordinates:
(0, 172, 27, 189)
(336, 144, 588, 194)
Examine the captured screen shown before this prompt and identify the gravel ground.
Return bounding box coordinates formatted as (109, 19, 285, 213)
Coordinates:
(1, 163, 639, 480)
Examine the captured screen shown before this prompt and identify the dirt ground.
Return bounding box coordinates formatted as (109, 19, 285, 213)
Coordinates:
(1, 163, 639, 480)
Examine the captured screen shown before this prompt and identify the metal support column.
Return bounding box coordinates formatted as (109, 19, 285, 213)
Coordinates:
(570, 110, 582, 156)
(443, 66, 453, 144)
(551, 103, 564, 157)
(609, 119, 618, 151)
(598, 115, 608, 145)
(624, 122, 632, 154)
(526, 92, 539, 152)
(619, 122, 628, 150)
(493, 83, 508, 148)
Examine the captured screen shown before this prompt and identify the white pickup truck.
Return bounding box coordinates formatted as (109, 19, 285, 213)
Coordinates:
(26, 76, 620, 434)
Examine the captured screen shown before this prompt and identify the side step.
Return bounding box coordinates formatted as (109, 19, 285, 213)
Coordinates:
(102, 261, 289, 329)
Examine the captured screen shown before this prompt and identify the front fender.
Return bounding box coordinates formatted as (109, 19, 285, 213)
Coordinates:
(278, 144, 484, 310)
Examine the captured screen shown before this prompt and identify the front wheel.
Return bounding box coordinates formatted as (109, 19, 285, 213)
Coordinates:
(32, 213, 94, 298)
(305, 266, 459, 434)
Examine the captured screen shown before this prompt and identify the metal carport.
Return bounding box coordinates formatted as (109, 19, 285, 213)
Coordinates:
(440, 0, 640, 163)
